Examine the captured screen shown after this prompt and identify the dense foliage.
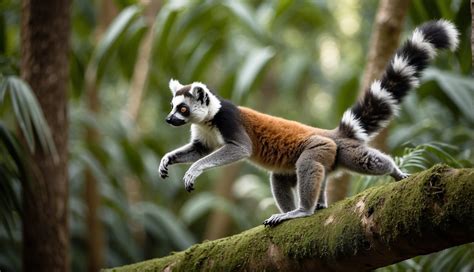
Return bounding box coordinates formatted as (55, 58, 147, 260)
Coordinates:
(1, 0, 473, 271)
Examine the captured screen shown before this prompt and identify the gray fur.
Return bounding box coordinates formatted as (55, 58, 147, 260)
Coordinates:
(183, 141, 251, 192)
(270, 173, 297, 212)
(336, 139, 408, 181)
(316, 177, 328, 209)
(159, 143, 210, 178)
(263, 137, 336, 226)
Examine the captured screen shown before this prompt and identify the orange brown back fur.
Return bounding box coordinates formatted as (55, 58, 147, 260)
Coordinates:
(238, 107, 334, 172)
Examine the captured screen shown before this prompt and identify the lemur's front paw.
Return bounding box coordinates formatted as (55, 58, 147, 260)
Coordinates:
(159, 154, 173, 179)
(183, 168, 202, 192)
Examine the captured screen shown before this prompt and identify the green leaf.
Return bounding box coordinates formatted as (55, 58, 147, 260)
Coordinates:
(232, 46, 275, 102)
(1, 76, 57, 158)
(180, 192, 251, 229)
(0, 122, 24, 177)
(92, 5, 142, 81)
(8, 78, 34, 151)
(152, 3, 182, 67)
(423, 68, 474, 123)
(223, 0, 266, 41)
(132, 202, 195, 250)
(184, 39, 222, 82)
(0, 123, 23, 238)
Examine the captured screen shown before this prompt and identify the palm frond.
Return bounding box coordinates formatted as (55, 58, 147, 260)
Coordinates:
(0, 122, 23, 236)
(0, 75, 57, 159)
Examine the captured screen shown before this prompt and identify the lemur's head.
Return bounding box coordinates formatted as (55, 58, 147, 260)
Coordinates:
(165, 79, 221, 126)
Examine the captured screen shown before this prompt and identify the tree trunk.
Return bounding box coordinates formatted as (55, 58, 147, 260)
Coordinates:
(20, 0, 71, 271)
(106, 165, 474, 272)
(327, 0, 411, 205)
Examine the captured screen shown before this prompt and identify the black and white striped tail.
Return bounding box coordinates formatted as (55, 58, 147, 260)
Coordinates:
(338, 20, 459, 142)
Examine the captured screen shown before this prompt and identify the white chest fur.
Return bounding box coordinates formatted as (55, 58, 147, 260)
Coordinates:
(191, 124, 225, 149)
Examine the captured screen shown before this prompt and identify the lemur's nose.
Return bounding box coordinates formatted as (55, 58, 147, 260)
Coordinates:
(165, 116, 172, 124)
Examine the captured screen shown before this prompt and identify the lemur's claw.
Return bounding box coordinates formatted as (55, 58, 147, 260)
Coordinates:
(263, 221, 274, 227)
(393, 171, 410, 181)
(184, 182, 195, 192)
(159, 170, 168, 179)
(399, 172, 410, 180)
(315, 203, 327, 210)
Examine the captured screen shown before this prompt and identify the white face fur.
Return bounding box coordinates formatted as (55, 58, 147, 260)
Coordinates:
(166, 79, 221, 126)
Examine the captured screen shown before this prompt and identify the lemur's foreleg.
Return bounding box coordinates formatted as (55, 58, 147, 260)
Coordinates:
(183, 142, 251, 192)
(159, 141, 210, 179)
(270, 173, 297, 212)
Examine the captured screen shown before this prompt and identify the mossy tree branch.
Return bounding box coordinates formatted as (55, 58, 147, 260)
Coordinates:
(106, 165, 474, 272)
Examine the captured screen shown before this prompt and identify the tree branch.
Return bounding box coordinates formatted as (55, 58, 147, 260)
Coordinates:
(106, 165, 474, 271)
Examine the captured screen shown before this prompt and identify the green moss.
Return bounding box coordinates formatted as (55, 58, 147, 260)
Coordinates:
(267, 192, 372, 261)
(104, 165, 474, 272)
(434, 168, 474, 230)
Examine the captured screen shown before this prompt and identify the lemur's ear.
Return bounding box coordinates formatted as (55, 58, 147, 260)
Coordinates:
(169, 79, 183, 95)
(191, 84, 207, 104)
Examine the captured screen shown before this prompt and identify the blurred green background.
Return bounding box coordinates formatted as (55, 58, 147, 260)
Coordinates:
(1, 0, 473, 271)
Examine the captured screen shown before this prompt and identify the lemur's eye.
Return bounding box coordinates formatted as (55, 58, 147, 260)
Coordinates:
(180, 106, 187, 113)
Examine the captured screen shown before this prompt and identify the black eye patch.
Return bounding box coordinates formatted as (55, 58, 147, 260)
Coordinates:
(176, 103, 190, 117)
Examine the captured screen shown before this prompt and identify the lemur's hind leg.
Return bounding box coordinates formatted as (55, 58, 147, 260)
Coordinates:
(337, 141, 408, 181)
(264, 137, 336, 227)
(270, 173, 297, 213)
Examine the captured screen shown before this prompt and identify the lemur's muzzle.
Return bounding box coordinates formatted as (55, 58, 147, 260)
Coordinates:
(166, 114, 186, 126)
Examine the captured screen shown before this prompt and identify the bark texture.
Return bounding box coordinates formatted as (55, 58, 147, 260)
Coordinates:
(20, 0, 71, 271)
(105, 165, 474, 272)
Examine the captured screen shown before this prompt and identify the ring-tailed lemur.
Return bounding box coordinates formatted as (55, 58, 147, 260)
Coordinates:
(159, 20, 459, 227)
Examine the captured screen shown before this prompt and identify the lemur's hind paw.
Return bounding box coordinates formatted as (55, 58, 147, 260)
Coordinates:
(263, 213, 286, 227)
(393, 171, 410, 181)
(263, 209, 313, 227)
